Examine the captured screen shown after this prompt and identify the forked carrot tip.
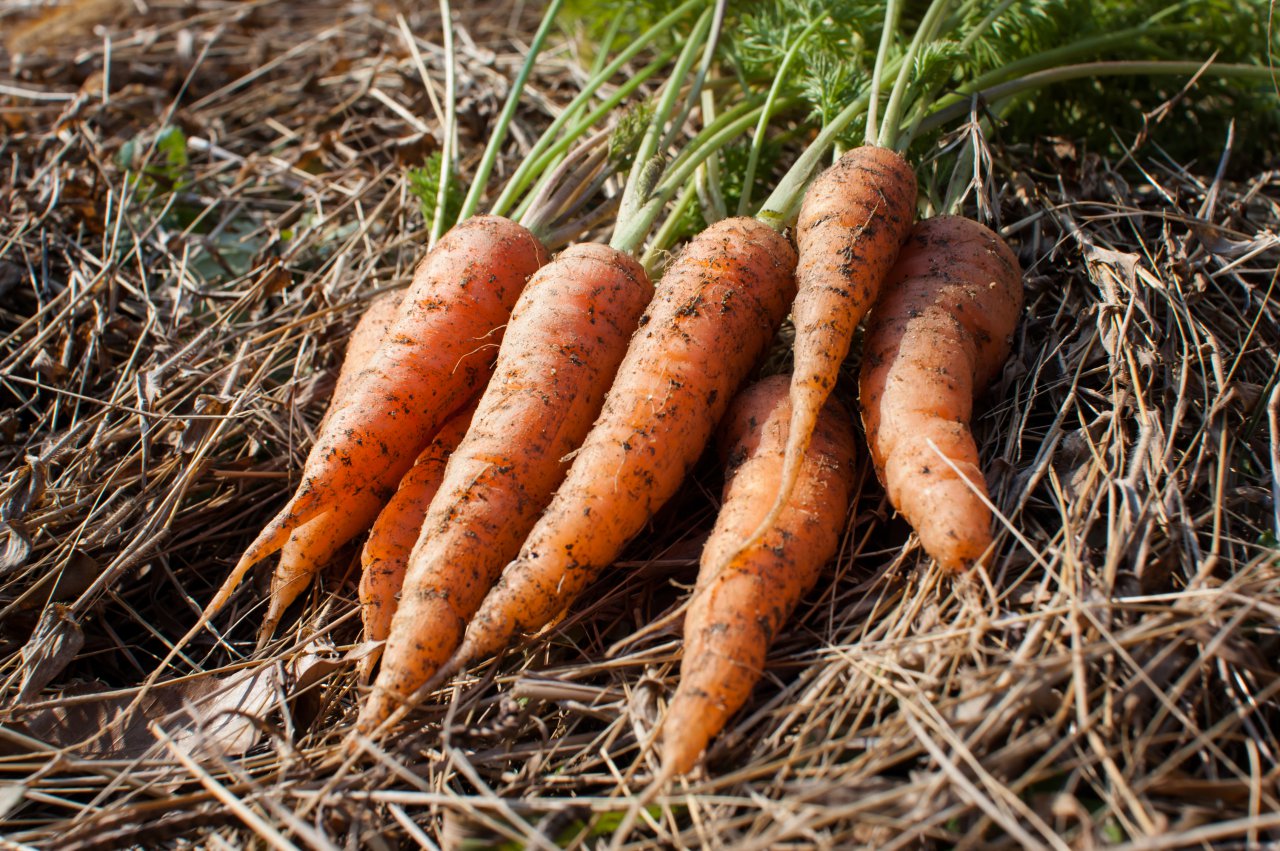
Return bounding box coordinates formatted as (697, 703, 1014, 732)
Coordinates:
(258, 581, 304, 647)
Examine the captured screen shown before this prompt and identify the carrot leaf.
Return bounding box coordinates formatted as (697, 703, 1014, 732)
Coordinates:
(407, 152, 463, 232)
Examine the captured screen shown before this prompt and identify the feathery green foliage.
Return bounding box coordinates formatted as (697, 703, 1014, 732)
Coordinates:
(609, 100, 657, 171)
(407, 151, 463, 230)
(726, 0, 879, 137)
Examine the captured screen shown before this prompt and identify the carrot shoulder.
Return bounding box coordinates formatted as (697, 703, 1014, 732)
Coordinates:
(208, 216, 548, 621)
(744, 146, 915, 558)
(858, 215, 1022, 572)
(454, 217, 798, 669)
(357, 243, 653, 731)
(356, 398, 477, 680)
(663, 374, 857, 776)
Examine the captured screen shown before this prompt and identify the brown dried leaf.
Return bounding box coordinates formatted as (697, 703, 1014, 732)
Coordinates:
(14, 604, 84, 705)
(0, 457, 47, 522)
(9, 649, 339, 759)
(0, 261, 21, 300)
(176, 394, 231, 454)
(0, 783, 25, 821)
(0, 520, 33, 575)
(1191, 223, 1279, 259)
(30, 349, 69, 382)
(45, 550, 101, 605)
(1084, 244, 1140, 290)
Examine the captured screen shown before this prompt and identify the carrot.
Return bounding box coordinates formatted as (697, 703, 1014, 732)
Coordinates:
(349, 7, 724, 735)
(255, 290, 405, 643)
(357, 243, 653, 731)
(320, 290, 404, 431)
(858, 215, 1022, 572)
(356, 399, 477, 680)
(662, 374, 857, 776)
(734, 145, 916, 562)
(208, 215, 548, 626)
(449, 216, 798, 673)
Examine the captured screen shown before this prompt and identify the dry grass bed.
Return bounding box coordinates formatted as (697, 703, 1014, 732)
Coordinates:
(2, 1, 1279, 848)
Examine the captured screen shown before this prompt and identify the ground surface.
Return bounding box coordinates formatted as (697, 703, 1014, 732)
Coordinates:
(2, 1, 1279, 848)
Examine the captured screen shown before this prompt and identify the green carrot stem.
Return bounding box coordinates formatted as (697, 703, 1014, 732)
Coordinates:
(696, 87, 728, 223)
(865, 0, 902, 146)
(488, 0, 705, 218)
(898, 22, 1179, 152)
(612, 6, 717, 255)
(659, 0, 729, 152)
(651, 100, 782, 204)
(737, 16, 822, 216)
(661, 96, 762, 183)
(877, 0, 954, 150)
(457, 0, 567, 222)
(756, 48, 909, 228)
(627, 98, 793, 241)
(916, 60, 1278, 137)
(430, 0, 456, 247)
(941, 24, 1188, 116)
(523, 4, 629, 209)
(507, 44, 681, 223)
(643, 179, 699, 276)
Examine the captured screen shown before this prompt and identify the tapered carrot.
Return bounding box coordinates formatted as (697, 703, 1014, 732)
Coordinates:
(356, 399, 478, 680)
(662, 374, 857, 776)
(859, 215, 1022, 572)
(357, 243, 653, 731)
(735, 145, 916, 561)
(208, 215, 548, 625)
(255, 290, 405, 643)
(448, 217, 797, 673)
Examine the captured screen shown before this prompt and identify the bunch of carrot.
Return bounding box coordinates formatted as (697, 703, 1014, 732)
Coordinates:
(162, 0, 1280, 780)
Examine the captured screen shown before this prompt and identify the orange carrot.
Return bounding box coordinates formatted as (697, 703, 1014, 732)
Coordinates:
(356, 399, 477, 680)
(321, 290, 404, 432)
(449, 217, 797, 673)
(737, 146, 915, 559)
(207, 216, 548, 626)
(257, 290, 405, 643)
(858, 215, 1022, 572)
(662, 374, 857, 776)
(356, 243, 653, 730)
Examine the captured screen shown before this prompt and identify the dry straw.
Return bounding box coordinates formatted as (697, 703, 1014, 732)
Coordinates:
(1, 0, 1278, 847)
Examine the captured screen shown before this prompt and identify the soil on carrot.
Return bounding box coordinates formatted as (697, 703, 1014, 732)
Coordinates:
(2, 1, 1279, 848)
